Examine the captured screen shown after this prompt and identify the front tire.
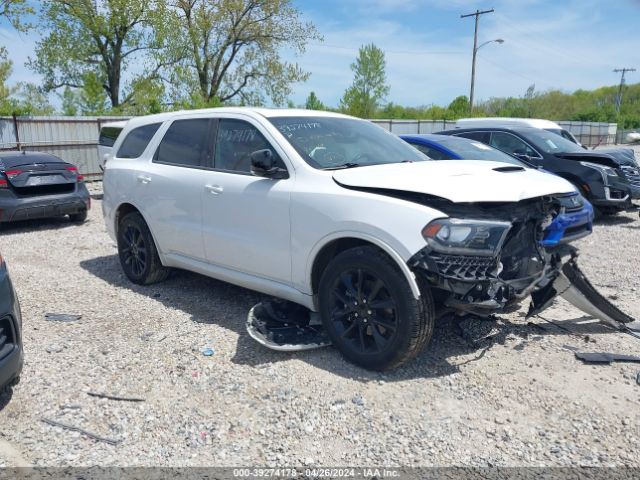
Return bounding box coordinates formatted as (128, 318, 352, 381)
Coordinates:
(318, 246, 434, 371)
(117, 212, 169, 285)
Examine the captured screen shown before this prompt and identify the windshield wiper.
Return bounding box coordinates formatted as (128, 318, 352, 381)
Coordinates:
(323, 162, 361, 170)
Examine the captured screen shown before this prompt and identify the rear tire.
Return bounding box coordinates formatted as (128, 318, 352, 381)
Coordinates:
(69, 210, 87, 223)
(117, 212, 169, 285)
(318, 246, 434, 371)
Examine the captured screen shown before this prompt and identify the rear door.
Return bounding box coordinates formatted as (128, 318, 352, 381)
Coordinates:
(137, 118, 214, 261)
(200, 116, 292, 283)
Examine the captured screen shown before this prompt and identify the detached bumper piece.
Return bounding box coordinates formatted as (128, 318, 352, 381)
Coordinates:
(528, 257, 639, 332)
(246, 300, 331, 352)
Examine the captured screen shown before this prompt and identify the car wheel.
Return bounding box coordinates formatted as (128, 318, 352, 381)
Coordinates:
(69, 209, 88, 223)
(117, 211, 170, 285)
(318, 246, 434, 370)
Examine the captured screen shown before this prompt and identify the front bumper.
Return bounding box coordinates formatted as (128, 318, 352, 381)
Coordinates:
(0, 264, 23, 391)
(0, 184, 90, 223)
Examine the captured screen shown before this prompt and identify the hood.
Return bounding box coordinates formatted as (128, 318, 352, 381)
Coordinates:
(592, 148, 637, 167)
(333, 160, 575, 203)
(553, 151, 619, 168)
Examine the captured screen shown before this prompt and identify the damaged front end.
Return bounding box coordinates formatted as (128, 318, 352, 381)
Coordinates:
(408, 193, 636, 330)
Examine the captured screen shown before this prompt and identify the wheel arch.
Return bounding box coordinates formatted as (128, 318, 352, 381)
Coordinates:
(114, 202, 166, 262)
(308, 234, 421, 309)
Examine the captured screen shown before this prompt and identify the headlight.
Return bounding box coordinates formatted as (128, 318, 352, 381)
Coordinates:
(422, 218, 512, 256)
(580, 161, 618, 182)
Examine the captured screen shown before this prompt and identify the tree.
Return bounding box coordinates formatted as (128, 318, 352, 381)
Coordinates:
(170, 0, 321, 106)
(0, 47, 53, 115)
(447, 95, 469, 117)
(339, 43, 390, 118)
(0, 0, 33, 31)
(305, 91, 325, 110)
(29, 0, 177, 109)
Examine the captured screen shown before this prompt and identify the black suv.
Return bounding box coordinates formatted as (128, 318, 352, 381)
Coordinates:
(438, 127, 639, 215)
(0, 252, 22, 394)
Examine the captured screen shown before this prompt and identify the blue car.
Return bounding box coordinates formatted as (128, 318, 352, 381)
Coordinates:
(401, 133, 528, 165)
(400, 133, 594, 246)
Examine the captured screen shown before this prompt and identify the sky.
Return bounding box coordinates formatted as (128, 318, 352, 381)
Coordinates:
(1, 0, 639, 109)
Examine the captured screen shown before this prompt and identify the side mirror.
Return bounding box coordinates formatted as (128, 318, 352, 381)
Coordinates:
(250, 149, 288, 179)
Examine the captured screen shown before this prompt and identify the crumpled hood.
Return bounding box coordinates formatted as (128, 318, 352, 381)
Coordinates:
(333, 160, 576, 203)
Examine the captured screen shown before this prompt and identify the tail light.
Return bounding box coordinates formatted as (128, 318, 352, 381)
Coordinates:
(0, 169, 21, 188)
(66, 166, 84, 182)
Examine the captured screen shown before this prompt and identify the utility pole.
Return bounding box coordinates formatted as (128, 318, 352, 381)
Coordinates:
(461, 8, 494, 111)
(613, 68, 635, 114)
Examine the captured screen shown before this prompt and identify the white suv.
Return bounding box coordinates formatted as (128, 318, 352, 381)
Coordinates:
(103, 108, 633, 370)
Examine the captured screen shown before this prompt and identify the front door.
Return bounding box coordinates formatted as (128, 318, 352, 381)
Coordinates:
(201, 117, 292, 283)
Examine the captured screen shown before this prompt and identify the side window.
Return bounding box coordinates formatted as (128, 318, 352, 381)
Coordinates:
(214, 119, 283, 173)
(99, 127, 122, 147)
(489, 132, 538, 157)
(455, 131, 490, 143)
(154, 119, 212, 168)
(413, 144, 450, 160)
(116, 123, 161, 159)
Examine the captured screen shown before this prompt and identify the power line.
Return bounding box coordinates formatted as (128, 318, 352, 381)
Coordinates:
(461, 8, 495, 110)
(308, 43, 465, 56)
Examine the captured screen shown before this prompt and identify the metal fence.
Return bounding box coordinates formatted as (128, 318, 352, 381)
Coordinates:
(371, 119, 617, 147)
(0, 115, 129, 180)
(0, 115, 625, 180)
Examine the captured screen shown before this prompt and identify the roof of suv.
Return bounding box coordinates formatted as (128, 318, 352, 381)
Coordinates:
(440, 126, 545, 135)
(455, 117, 563, 130)
(123, 108, 352, 129)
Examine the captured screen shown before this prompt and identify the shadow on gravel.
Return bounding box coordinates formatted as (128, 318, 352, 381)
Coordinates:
(0, 388, 14, 412)
(593, 214, 636, 226)
(0, 216, 82, 234)
(80, 254, 621, 383)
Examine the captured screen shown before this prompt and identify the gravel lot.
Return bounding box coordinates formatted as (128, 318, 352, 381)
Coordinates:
(0, 183, 639, 468)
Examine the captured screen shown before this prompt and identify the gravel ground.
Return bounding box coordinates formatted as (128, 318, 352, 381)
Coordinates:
(0, 184, 639, 468)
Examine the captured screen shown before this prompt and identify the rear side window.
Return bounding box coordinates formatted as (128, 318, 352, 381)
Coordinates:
(455, 131, 491, 143)
(411, 144, 449, 160)
(116, 123, 161, 159)
(99, 127, 123, 147)
(154, 119, 212, 167)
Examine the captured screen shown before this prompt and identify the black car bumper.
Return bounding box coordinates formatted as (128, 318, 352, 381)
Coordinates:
(586, 177, 634, 210)
(0, 263, 22, 391)
(0, 184, 90, 223)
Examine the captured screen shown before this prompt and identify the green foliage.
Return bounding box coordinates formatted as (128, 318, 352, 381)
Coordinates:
(0, 0, 34, 31)
(0, 47, 54, 115)
(171, 0, 321, 107)
(305, 91, 325, 110)
(340, 43, 390, 118)
(29, 0, 176, 109)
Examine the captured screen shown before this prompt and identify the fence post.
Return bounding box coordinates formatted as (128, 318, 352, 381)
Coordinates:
(12, 113, 20, 151)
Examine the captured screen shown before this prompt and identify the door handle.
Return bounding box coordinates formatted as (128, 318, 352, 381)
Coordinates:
(137, 175, 152, 184)
(205, 184, 224, 195)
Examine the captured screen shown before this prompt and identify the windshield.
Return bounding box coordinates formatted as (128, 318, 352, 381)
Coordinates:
(434, 137, 526, 166)
(268, 116, 429, 169)
(523, 129, 584, 154)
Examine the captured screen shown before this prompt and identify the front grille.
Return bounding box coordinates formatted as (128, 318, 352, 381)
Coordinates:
(429, 253, 498, 280)
(14, 183, 75, 197)
(0, 316, 15, 360)
(620, 166, 640, 187)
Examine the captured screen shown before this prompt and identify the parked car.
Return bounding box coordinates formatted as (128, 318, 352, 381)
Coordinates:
(98, 121, 127, 170)
(455, 118, 582, 145)
(438, 126, 639, 214)
(0, 251, 22, 393)
(401, 133, 594, 241)
(103, 108, 631, 370)
(0, 151, 90, 226)
(400, 133, 527, 165)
